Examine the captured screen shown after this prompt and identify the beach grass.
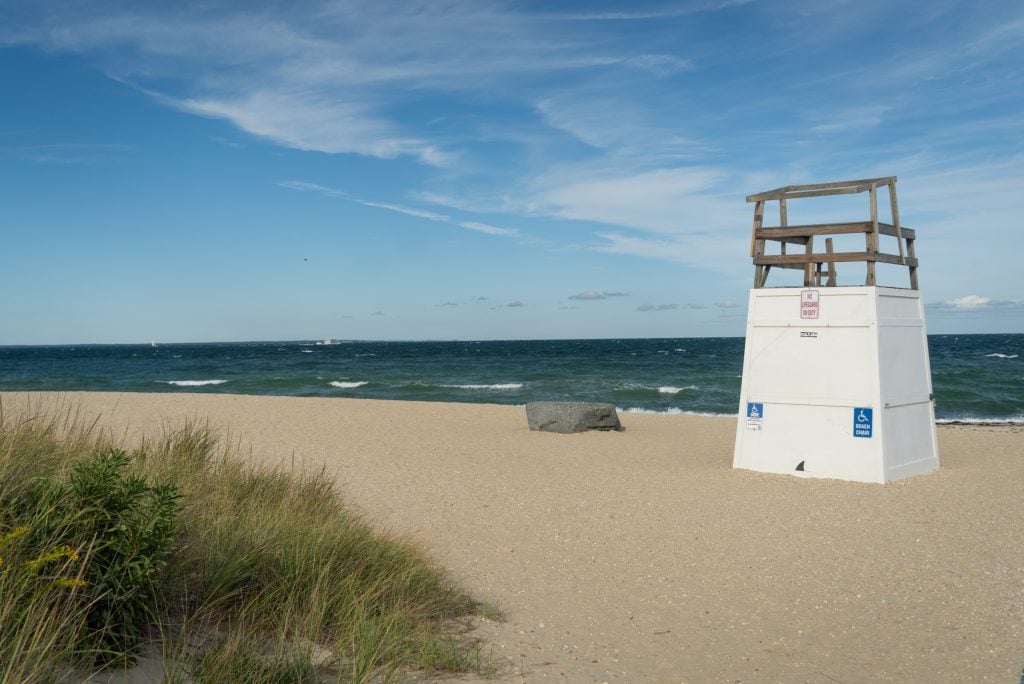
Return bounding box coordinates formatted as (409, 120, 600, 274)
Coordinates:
(0, 399, 489, 683)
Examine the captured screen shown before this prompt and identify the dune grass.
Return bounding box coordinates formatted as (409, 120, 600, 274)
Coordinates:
(0, 399, 491, 683)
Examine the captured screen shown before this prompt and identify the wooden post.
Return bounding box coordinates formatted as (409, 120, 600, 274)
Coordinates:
(825, 238, 836, 286)
(866, 183, 878, 286)
(751, 200, 765, 287)
(779, 198, 788, 256)
(749, 200, 764, 257)
(803, 236, 814, 287)
(889, 181, 905, 264)
(907, 236, 919, 290)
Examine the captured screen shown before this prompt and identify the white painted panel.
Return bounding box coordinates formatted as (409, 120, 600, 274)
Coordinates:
(735, 286, 938, 483)
(882, 402, 938, 473)
(878, 324, 933, 406)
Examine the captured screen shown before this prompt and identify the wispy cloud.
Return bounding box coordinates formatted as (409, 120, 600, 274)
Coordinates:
(459, 221, 519, 236)
(715, 299, 739, 309)
(636, 303, 678, 312)
(280, 180, 519, 237)
(4, 1, 665, 167)
(6, 0, 1021, 300)
(15, 142, 133, 165)
(568, 290, 628, 301)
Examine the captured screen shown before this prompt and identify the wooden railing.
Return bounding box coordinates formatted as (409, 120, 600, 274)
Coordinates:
(747, 177, 918, 289)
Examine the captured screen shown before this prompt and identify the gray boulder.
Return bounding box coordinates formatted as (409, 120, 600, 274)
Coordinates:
(525, 402, 622, 434)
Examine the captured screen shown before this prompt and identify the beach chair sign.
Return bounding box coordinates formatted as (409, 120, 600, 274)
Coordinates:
(853, 408, 873, 438)
(745, 402, 763, 430)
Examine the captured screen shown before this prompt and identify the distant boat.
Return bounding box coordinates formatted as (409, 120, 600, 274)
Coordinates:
(151, 340, 158, 348)
(315, 339, 336, 346)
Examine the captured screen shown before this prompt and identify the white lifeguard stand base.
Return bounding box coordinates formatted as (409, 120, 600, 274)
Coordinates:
(733, 286, 939, 483)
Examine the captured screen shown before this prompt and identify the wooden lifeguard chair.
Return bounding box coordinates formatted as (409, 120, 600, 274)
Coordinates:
(733, 176, 939, 483)
(747, 176, 918, 290)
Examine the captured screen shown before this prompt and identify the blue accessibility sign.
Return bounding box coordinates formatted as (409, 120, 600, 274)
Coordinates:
(746, 402, 764, 420)
(853, 407, 873, 438)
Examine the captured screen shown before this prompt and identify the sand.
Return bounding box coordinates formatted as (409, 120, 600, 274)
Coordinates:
(3, 391, 1023, 682)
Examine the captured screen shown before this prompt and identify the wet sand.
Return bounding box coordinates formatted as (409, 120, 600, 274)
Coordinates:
(4, 391, 1023, 682)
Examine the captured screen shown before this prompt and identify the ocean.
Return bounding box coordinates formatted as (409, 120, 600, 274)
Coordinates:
(1, 335, 1021, 423)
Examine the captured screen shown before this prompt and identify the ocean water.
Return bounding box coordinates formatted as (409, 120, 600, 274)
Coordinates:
(0, 335, 1021, 423)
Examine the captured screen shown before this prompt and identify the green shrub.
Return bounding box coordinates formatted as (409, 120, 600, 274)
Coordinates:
(0, 404, 489, 681)
(55, 449, 182, 665)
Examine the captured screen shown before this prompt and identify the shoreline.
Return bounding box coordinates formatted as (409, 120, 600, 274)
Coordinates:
(3, 387, 1022, 426)
(2, 391, 1023, 681)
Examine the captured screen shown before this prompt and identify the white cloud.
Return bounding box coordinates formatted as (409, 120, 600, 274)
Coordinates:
(715, 299, 739, 309)
(569, 290, 605, 301)
(933, 295, 1024, 312)
(459, 221, 519, 236)
(175, 92, 452, 167)
(277, 180, 345, 197)
(280, 180, 522, 237)
(945, 295, 991, 310)
(352, 199, 448, 223)
(808, 105, 889, 133)
(636, 303, 678, 312)
(536, 167, 739, 235)
(623, 53, 694, 76)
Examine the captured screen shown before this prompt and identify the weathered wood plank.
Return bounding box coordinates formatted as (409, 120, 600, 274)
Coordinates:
(747, 185, 870, 202)
(754, 222, 915, 239)
(754, 252, 918, 266)
(745, 176, 896, 202)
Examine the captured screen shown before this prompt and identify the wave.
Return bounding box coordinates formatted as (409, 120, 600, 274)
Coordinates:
(936, 416, 1024, 425)
(985, 353, 1018, 359)
(300, 349, 313, 353)
(441, 383, 524, 390)
(329, 381, 368, 389)
(159, 380, 227, 387)
(621, 407, 735, 417)
(658, 385, 699, 394)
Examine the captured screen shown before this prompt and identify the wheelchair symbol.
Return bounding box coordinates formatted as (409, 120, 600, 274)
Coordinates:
(857, 410, 869, 423)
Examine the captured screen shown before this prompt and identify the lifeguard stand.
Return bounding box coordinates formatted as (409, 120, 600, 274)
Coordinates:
(733, 177, 939, 483)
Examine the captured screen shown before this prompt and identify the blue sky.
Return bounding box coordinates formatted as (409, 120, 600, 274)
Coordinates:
(1, 0, 1022, 344)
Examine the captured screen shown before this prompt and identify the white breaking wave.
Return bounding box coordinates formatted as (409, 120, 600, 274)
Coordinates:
(300, 349, 313, 353)
(658, 385, 698, 394)
(329, 381, 368, 389)
(622, 407, 734, 417)
(160, 380, 227, 387)
(442, 383, 524, 390)
(985, 353, 1018, 359)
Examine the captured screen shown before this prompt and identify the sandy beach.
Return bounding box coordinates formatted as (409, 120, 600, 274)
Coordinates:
(3, 391, 1022, 682)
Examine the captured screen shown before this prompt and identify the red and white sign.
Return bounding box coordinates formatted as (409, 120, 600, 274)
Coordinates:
(800, 289, 819, 319)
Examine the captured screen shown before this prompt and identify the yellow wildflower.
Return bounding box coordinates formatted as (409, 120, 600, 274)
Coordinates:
(53, 577, 89, 589)
(0, 526, 30, 548)
(24, 545, 80, 571)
